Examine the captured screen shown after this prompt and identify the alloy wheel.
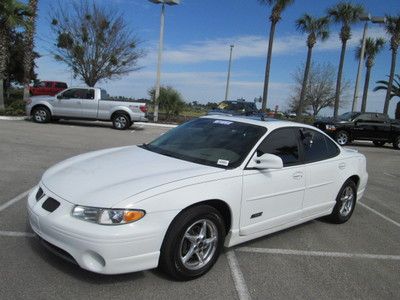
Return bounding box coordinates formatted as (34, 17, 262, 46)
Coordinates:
(339, 186, 354, 217)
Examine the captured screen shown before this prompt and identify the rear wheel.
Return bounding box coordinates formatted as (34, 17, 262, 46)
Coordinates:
(335, 130, 350, 146)
(373, 141, 385, 147)
(112, 113, 131, 130)
(393, 136, 400, 150)
(327, 180, 357, 224)
(159, 205, 225, 281)
(32, 106, 51, 123)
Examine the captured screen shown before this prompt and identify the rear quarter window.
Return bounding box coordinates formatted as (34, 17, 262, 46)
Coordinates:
(301, 128, 339, 163)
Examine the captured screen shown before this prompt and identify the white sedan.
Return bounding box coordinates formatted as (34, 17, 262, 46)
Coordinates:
(27, 116, 368, 280)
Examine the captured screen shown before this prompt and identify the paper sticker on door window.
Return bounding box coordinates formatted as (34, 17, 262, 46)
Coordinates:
(213, 120, 232, 125)
(217, 159, 229, 166)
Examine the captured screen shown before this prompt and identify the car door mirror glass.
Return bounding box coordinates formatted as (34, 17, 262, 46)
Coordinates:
(247, 153, 283, 170)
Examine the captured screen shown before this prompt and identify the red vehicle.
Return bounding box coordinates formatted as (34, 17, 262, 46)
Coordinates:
(29, 81, 68, 96)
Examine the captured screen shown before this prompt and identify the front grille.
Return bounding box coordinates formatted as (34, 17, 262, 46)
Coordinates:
(36, 187, 44, 201)
(42, 198, 60, 212)
(40, 238, 77, 265)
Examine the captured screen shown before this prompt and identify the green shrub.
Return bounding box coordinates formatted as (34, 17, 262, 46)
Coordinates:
(0, 99, 26, 116)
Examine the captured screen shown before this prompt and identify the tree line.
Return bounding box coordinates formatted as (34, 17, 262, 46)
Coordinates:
(259, 0, 400, 117)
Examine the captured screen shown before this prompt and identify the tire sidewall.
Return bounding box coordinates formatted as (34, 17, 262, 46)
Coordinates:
(336, 130, 350, 146)
(32, 107, 50, 123)
(330, 180, 357, 223)
(161, 205, 225, 280)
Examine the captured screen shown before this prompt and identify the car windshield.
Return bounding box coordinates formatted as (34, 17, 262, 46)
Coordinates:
(141, 118, 267, 169)
(339, 112, 360, 121)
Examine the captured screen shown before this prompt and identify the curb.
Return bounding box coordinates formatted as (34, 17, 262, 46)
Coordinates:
(135, 122, 178, 128)
(0, 116, 27, 121)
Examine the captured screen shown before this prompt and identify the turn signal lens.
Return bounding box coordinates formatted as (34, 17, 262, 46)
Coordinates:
(124, 210, 145, 223)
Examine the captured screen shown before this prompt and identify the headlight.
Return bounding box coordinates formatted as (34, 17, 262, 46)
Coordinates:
(326, 124, 336, 131)
(71, 206, 145, 225)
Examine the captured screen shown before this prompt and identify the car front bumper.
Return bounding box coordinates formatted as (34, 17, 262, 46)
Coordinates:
(27, 185, 174, 275)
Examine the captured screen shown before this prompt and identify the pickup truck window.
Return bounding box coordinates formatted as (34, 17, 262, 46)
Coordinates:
(61, 88, 94, 100)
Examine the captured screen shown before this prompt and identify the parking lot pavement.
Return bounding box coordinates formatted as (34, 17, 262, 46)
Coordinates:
(1, 119, 399, 299)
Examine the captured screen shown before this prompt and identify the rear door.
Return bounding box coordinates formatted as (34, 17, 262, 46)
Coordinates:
(240, 127, 305, 235)
(79, 89, 98, 119)
(300, 128, 341, 217)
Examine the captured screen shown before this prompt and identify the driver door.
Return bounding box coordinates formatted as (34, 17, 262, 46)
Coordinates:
(240, 127, 305, 236)
(52, 88, 83, 117)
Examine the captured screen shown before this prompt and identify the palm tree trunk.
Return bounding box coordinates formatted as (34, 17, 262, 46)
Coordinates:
(383, 49, 397, 114)
(23, 0, 39, 102)
(261, 21, 276, 112)
(0, 26, 7, 110)
(297, 46, 313, 117)
(334, 40, 347, 117)
(361, 66, 371, 113)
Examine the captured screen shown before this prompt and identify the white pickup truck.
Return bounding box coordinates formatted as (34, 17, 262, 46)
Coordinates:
(26, 87, 148, 130)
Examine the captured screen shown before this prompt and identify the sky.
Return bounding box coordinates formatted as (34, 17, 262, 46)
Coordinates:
(33, 0, 400, 117)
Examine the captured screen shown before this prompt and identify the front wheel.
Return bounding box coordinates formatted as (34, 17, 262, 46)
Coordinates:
(112, 113, 131, 130)
(327, 180, 357, 224)
(159, 205, 225, 281)
(335, 130, 350, 146)
(32, 107, 51, 123)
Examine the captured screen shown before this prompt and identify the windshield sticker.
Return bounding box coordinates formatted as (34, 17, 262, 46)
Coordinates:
(213, 120, 233, 125)
(217, 159, 230, 166)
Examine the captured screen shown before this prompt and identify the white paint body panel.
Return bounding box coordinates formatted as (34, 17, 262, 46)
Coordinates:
(27, 115, 368, 274)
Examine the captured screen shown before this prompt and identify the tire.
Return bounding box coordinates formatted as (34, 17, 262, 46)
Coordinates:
(326, 180, 357, 224)
(159, 205, 225, 281)
(112, 113, 131, 130)
(393, 136, 400, 150)
(32, 106, 51, 123)
(335, 130, 350, 146)
(373, 141, 385, 147)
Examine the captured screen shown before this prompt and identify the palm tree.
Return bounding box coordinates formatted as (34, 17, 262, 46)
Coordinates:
(23, 0, 38, 102)
(374, 74, 400, 100)
(327, 2, 364, 117)
(259, 0, 294, 112)
(382, 15, 400, 115)
(356, 37, 385, 112)
(0, 0, 30, 109)
(295, 14, 330, 116)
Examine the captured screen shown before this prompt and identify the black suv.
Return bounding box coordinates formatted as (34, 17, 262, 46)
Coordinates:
(314, 112, 400, 149)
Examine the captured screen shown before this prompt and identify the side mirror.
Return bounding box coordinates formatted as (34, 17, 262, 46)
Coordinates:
(56, 95, 62, 100)
(247, 153, 283, 170)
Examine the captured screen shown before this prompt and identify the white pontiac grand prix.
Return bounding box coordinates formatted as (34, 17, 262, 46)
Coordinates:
(27, 115, 368, 280)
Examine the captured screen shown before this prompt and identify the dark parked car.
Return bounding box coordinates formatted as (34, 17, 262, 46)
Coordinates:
(30, 81, 68, 96)
(208, 100, 263, 117)
(314, 112, 400, 149)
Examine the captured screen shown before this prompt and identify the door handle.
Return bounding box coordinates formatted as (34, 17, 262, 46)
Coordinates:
(292, 172, 303, 180)
(338, 162, 346, 170)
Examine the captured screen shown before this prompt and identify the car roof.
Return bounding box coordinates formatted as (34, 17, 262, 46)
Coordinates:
(201, 114, 316, 131)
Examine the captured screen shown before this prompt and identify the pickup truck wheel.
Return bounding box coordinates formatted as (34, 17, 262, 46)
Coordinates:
(373, 141, 385, 147)
(112, 113, 130, 130)
(326, 180, 357, 224)
(393, 136, 400, 149)
(159, 205, 225, 281)
(32, 107, 51, 123)
(335, 130, 350, 146)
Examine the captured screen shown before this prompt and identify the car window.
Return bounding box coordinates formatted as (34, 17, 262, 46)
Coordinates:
(61, 89, 94, 99)
(257, 127, 300, 166)
(36, 81, 46, 88)
(355, 113, 372, 122)
(45, 82, 52, 88)
(55, 82, 67, 88)
(301, 128, 339, 163)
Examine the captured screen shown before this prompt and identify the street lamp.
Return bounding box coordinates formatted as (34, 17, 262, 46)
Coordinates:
(352, 14, 386, 112)
(148, 0, 180, 122)
(224, 45, 234, 101)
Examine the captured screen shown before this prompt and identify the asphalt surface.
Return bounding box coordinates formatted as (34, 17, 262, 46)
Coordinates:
(0, 119, 399, 299)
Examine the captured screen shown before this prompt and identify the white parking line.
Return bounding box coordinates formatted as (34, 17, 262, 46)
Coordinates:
(0, 188, 33, 212)
(0, 230, 35, 238)
(383, 172, 397, 178)
(359, 201, 400, 228)
(237, 247, 400, 261)
(226, 251, 251, 300)
(135, 122, 177, 128)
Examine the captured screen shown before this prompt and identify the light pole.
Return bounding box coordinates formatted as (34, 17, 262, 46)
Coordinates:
(148, 0, 180, 122)
(352, 14, 386, 112)
(224, 45, 234, 101)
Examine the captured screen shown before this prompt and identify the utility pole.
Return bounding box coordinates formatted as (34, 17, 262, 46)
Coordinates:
(224, 45, 234, 101)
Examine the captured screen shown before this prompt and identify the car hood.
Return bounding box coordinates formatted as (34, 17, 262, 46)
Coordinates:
(41, 146, 224, 207)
